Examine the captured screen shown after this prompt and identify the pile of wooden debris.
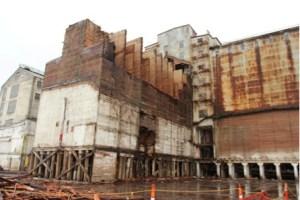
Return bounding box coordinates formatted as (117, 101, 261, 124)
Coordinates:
(0, 172, 144, 200)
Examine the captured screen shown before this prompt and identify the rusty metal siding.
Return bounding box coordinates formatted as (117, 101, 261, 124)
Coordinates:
(215, 110, 299, 162)
(211, 28, 299, 115)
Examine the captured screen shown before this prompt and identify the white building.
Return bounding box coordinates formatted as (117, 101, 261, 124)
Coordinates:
(0, 65, 43, 170)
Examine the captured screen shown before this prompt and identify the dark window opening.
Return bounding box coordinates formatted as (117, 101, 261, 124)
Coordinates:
(37, 80, 42, 89)
(200, 146, 214, 159)
(264, 163, 276, 179)
(249, 163, 260, 178)
(200, 163, 216, 177)
(280, 163, 295, 180)
(199, 127, 213, 145)
(234, 163, 244, 178)
(221, 163, 229, 178)
(35, 93, 40, 100)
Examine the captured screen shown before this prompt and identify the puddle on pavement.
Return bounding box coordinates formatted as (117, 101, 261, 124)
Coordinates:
(71, 178, 299, 200)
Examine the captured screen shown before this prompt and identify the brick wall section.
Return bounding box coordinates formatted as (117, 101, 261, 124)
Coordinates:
(43, 19, 192, 127)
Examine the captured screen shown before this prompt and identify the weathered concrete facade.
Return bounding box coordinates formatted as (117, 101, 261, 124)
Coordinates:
(0, 66, 43, 170)
(29, 19, 299, 181)
(192, 27, 299, 179)
(31, 20, 195, 182)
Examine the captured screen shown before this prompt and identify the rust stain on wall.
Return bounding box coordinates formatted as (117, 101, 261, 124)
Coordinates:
(211, 27, 299, 116)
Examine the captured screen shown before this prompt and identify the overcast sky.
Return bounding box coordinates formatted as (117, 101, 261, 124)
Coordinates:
(0, 0, 299, 86)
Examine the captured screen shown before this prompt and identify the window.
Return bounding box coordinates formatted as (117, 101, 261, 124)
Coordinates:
(35, 93, 40, 100)
(0, 102, 4, 116)
(1, 87, 7, 101)
(7, 100, 16, 114)
(197, 38, 203, 43)
(37, 80, 42, 89)
(10, 84, 19, 99)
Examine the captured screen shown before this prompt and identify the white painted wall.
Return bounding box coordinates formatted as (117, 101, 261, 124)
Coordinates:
(158, 25, 195, 60)
(0, 120, 36, 170)
(155, 117, 193, 157)
(96, 94, 139, 150)
(33, 83, 98, 147)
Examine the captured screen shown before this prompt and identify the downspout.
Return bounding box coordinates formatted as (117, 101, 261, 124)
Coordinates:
(59, 98, 67, 147)
(27, 77, 36, 120)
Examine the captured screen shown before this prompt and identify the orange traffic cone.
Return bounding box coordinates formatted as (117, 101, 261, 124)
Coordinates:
(283, 183, 288, 200)
(150, 184, 156, 200)
(94, 193, 100, 200)
(238, 184, 244, 200)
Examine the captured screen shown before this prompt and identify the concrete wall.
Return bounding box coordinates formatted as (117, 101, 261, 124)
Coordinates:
(33, 83, 98, 147)
(209, 27, 299, 162)
(191, 34, 221, 123)
(215, 110, 299, 162)
(210, 27, 299, 115)
(0, 120, 36, 170)
(0, 68, 43, 126)
(0, 67, 43, 170)
(96, 93, 139, 150)
(158, 25, 196, 60)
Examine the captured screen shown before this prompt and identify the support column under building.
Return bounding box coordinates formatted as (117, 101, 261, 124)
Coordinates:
(258, 163, 265, 179)
(292, 163, 299, 180)
(228, 162, 235, 179)
(274, 163, 282, 180)
(242, 163, 250, 179)
(196, 162, 200, 177)
(215, 163, 221, 178)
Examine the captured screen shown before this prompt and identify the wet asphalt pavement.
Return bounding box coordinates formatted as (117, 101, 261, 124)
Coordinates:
(72, 178, 299, 200)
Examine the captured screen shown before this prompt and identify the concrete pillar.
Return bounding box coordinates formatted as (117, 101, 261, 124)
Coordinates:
(228, 162, 235, 179)
(196, 162, 200, 177)
(258, 163, 265, 179)
(277, 182, 283, 198)
(215, 163, 221, 177)
(292, 163, 299, 180)
(242, 163, 250, 179)
(274, 163, 282, 180)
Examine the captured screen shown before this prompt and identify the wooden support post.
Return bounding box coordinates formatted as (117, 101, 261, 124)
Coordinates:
(77, 150, 82, 181)
(128, 157, 133, 179)
(50, 152, 56, 178)
(62, 151, 68, 180)
(28, 153, 34, 172)
(119, 157, 123, 179)
(44, 151, 50, 178)
(67, 151, 72, 180)
(172, 160, 176, 177)
(37, 151, 43, 177)
(55, 151, 62, 179)
(32, 152, 38, 176)
(84, 150, 89, 181)
(125, 157, 131, 179)
(145, 158, 149, 177)
(158, 159, 163, 177)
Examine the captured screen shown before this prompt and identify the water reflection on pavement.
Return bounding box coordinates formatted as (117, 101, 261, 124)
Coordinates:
(76, 178, 299, 200)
